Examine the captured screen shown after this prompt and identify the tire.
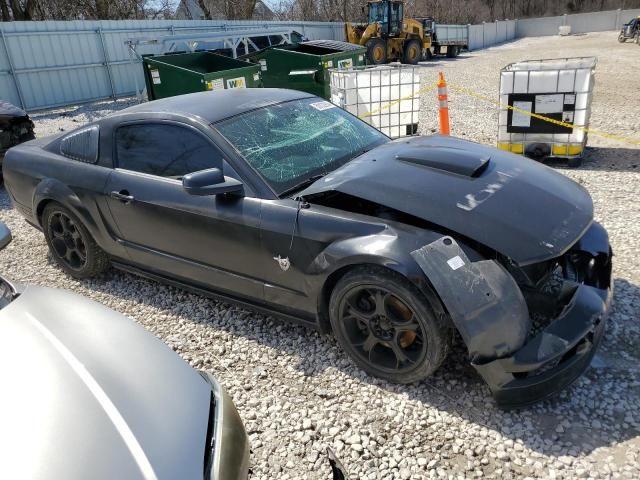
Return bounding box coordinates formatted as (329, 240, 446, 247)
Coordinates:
(42, 203, 110, 279)
(329, 266, 451, 384)
(446, 45, 458, 58)
(402, 38, 422, 65)
(366, 37, 387, 65)
(618, 33, 626, 43)
(567, 157, 583, 168)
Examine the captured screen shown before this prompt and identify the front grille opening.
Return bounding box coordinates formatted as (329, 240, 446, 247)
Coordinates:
(563, 251, 611, 290)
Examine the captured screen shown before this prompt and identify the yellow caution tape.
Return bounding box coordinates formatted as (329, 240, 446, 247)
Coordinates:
(358, 82, 439, 119)
(447, 82, 640, 147)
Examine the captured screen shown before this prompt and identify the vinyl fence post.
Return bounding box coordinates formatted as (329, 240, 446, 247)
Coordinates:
(0, 26, 26, 110)
(615, 9, 621, 30)
(482, 22, 486, 48)
(97, 26, 116, 100)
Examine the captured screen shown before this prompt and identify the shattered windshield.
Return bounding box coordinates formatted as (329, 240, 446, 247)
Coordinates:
(215, 98, 388, 196)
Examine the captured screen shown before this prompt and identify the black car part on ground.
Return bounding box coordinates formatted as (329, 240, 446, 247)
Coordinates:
(2, 90, 613, 407)
(0, 101, 35, 160)
(411, 223, 612, 408)
(327, 448, 350, 480)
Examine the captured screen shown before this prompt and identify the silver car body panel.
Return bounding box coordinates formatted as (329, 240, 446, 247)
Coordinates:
(0, 285, 211, 480)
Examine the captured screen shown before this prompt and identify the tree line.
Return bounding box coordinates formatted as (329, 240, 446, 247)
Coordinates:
(2, 0, 639, 23)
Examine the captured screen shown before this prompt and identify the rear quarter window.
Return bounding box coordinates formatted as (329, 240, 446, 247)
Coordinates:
(60, 125, 99, 164)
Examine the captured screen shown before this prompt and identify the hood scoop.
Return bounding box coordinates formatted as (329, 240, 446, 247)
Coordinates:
(395, 145, 490, 177)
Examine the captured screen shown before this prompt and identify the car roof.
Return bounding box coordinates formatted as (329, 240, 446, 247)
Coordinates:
(120, 88, 314, 124)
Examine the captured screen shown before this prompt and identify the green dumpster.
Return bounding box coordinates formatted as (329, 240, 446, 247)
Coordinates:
(243, 40, 367, 99)
(143, 52, 262, 100)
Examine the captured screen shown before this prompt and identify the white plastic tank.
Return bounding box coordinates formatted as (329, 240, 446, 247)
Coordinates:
(329, 64, 421, 138)
(559, 25, 572, 36)
(498, 57, 596, 164)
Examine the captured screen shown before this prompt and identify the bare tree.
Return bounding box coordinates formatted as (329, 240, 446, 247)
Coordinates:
(0, 0, 178, 20)
(1, 0, 639, 22)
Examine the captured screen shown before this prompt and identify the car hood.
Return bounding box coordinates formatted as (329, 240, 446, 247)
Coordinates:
(301, 135, 593, 265)
(0, 100, 28, 120)
(0, 286, 211, 480)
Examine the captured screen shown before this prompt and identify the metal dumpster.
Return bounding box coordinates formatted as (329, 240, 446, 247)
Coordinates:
(143, 51, 262, 100)
(243, 40, 367, 99)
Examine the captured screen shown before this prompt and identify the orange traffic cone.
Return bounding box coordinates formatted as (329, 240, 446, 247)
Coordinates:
(437, 72, 450, 135)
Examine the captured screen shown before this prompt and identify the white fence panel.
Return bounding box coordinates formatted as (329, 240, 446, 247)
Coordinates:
(0, 19, 344, 110)
(468, 24, 484, 50)
(516, 15, 564, 37)
(507, 20, 516, 40)
(0, 9, 637, 111)
(568, 10, 618, 33)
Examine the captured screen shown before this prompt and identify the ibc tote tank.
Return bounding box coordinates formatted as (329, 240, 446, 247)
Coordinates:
(497, 57, 596, 167)
(329, 64, 421, 139)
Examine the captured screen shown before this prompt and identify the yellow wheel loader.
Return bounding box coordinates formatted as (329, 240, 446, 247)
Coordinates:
(345, 0, 429, 65)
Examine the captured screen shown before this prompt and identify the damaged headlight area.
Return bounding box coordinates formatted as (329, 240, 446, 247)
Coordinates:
(0, 101, 35, 159)
(412, 222, 612, 408)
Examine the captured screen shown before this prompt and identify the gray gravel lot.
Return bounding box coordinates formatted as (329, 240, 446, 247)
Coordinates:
(1, 31, 638, 479)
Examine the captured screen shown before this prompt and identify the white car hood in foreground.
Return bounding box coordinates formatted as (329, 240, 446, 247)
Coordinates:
(0, 285, 211, 480)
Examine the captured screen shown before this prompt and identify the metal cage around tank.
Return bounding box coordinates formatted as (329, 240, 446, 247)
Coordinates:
(497, 57, 596, 165)
(329, 64, 422, 139)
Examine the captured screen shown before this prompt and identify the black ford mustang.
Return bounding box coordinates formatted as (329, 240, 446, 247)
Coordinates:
(3, 89, 612, 407)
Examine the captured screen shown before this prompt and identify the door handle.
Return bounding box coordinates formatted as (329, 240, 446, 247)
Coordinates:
(110, 190, 135, 203)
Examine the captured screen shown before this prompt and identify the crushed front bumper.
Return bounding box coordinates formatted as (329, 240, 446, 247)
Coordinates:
(412, 222, 612, 408)
(472, 281, 612, 408)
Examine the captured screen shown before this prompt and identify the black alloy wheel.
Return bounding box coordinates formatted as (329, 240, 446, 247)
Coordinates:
(329, 266, 451, 384)
(48, 211, 87, 271)
(339, 285, 426, 371)
(43, 203, 110, 279)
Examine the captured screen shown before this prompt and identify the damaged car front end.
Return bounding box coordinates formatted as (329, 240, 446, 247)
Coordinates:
(302, 134, 612, 407)
(412, 223, 612, 408)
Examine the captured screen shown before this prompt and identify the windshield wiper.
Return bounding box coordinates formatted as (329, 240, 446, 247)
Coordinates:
(279, 174, 326, 198)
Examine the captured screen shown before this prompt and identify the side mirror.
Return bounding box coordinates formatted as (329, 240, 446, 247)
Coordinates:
(182, 168, 244, 196)
(0, 223, 12, 251)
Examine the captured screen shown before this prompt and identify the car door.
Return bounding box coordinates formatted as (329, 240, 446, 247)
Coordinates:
(103, 120, 264, 301)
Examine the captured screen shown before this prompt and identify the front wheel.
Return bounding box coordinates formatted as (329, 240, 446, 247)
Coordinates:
(329, 266, 451, 384)
(43, 203, 110, 279)
(618, 33, 626, 43)
(366, 37, 387, 65)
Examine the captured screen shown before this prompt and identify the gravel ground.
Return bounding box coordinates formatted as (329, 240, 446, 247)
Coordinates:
(1, 31, 639, 479)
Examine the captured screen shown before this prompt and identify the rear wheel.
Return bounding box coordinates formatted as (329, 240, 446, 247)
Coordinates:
(43, 203, 110, 279)
(366, 37, 387, 65)
(329, 266, 451, 384)
(402, 39, 422, 65)
(446, 45, 459, 58)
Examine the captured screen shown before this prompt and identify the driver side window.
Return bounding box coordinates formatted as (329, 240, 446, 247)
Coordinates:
(115, 123, 223, 178)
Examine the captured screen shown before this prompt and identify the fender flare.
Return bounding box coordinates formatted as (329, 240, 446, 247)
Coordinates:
(411, 235, 531, 363)
(312, 232, 450, 333)
(33, 178, 102, 240)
